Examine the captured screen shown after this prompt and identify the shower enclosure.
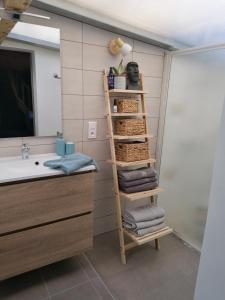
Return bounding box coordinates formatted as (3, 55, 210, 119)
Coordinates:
(158, 46, 225, 250)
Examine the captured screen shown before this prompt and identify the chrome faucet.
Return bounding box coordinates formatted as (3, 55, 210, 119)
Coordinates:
(21, 144, 30, 160)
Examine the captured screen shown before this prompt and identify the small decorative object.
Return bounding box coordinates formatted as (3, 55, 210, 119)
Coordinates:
(56, 132, 65, 156)
(108, 38, 132, 56)
(112, 59, 126, 89)
(126, 62, 141, 90)
(113, 99, 118, 113)
(108, 67, 114, 90)
(65, 142, 75, 155)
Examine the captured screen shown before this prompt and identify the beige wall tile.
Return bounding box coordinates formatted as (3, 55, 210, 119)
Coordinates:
(62, 68, 82, 95)
(94, 197, 115, 218)
(29, 144, 55, 155)
(83, 23, 133, 47)
(83, 119, 107, 141)
(133, 40, 164, 56)
(83, 140, 110, 161)
(63, 120, 83, 142)
(150, 137, 157, 157)
(94, 161, 113, 181)
(57, 16, 82, 42)
(0, 138, 22, 148)
(22, 137, 56, 145)
(144, 77, 162, 97)
(83, 70, 104, 96)
(93, 179, 114, 201)
(133, 52, 164, 77)
(83, 96, 105, 119)
(148, 118, 159, 137)
(61, 40, 82, 69)
(145, 98, 161, 117)
(94, 214, 117, 236)
(63, 95, 83, 119)
(83, 44, 132, 72)
(0, 147, 21, 157)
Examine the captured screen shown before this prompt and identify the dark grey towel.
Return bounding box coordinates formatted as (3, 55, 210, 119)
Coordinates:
(118, 167, 157, 182)
(119, 176, 157, 188)
(120, 181, 158, 193)
(123, 216, 165, 230)
(135, 223, 166, 236)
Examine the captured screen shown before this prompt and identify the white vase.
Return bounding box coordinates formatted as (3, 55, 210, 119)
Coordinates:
(114, 76, 126, 90)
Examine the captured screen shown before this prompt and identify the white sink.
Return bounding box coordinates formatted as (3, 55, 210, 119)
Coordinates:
(0, 153, 96, 184)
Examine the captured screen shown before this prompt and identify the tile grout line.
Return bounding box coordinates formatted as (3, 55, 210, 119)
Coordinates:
(83, 253, 116, 300)
(38, 269, 52, 300)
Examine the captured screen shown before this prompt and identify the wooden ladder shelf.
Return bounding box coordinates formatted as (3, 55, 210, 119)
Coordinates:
(103, 70, 172, 264)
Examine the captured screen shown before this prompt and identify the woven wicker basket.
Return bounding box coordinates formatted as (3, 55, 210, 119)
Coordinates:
(117, 99, 138, 113)
(115, 141, 149, 162)
(115, 119, 146, 136)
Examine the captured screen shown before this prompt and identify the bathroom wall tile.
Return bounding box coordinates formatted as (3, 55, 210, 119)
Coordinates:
(94, 161, 113, 181)
(0, 137, 22, 148)
(83, 23, 133, 47)
(63, 120, 83, 142)
(148, 117, 159, 137)
(22, 136, 56, 145)
(63, 95, 83, 119)
(133, 40, 165, 56)
(61, 40, 82, 69)
(83, 119, 107, 141)
(29, 144, 55, 155)
(83, 140, 110, 161)
(145, 98, 161, 117)
(83, 96, 105, 119)
(94, 197, 115, 218)
(58, 16, 82, 42)
(83, 70, 103, 96)
(150, 137, 157, 157)
(62, 68, 82, 95)
(144, 76, 162, 98)
(0, 147, 21, 157)
(94, 214, 117, 236)
(93, 179, 114, 201)
(133, 52, 164, 77)
(83, 43, 132, 72)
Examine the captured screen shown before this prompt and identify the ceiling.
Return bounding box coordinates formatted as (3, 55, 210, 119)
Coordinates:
(35, 0, 225, 48)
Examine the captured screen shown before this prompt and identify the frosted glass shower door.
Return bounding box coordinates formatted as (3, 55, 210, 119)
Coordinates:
(159, 48, 225, 250)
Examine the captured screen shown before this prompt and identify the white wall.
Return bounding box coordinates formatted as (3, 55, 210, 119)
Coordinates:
(159, 49, 225, 250)
(1, 39, 62, 137)
(194, 98, 225, 300)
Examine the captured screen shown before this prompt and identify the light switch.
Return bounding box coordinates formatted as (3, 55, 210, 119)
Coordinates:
(88, 121, 97, 139)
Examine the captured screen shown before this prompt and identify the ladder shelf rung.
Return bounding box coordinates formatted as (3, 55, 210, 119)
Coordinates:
(109, 113, 149, 117)
(107, 158, 156, 167)
(123, 227, 173, 245)
(120, 187, 164, 201)
(109, 89, 147, 95)
(107, 134, 153, 140)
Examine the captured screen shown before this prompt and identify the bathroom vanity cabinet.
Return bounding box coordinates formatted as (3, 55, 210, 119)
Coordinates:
(0, 171, 94, 280)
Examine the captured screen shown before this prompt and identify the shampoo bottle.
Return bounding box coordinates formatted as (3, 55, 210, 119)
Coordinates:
(56, 132, 65, 156)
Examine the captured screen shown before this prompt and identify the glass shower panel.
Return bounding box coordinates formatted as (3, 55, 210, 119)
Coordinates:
(159, 49, 225, 250)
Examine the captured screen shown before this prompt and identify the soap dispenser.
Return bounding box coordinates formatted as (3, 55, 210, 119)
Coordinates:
(56, 132, 65, 157)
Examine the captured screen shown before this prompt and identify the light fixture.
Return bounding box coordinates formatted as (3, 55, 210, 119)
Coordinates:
(108, 38, 132, 56)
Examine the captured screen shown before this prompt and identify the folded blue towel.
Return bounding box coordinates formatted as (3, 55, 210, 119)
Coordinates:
(44, 153, 98, 175)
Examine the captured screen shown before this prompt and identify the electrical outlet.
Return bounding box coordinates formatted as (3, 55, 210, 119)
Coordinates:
(88, 121, 97, 139)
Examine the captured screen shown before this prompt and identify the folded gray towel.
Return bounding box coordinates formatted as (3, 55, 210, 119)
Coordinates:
(120, 181, 158, 193)
(134, 222, 166, 236)
(124, 205, 165, 223)
(119, 176, 157, 188)
(118, 167, 157, 182)
(123, 216, 165, 230)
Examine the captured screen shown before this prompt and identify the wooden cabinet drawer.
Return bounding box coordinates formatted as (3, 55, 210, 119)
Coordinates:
(0, 173, 94, 235)
(0, 213, 93, 280)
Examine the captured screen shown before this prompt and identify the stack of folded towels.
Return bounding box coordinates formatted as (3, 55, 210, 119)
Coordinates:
(123, 205, 166, 236)
(118, 167, 158, 193)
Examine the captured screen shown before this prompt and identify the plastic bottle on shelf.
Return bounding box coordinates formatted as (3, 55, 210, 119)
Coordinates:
(108, 67, 114, 90)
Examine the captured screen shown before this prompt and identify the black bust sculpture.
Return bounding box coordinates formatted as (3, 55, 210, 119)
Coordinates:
(126, 62, 140, 90)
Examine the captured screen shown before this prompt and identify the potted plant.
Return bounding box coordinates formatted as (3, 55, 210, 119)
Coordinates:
(112, 59, 126, 90)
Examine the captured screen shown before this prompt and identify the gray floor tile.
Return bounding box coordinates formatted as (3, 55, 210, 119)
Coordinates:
(77, 254, 97, 280)
(50, 282, 100, 300)
(0, 270, 49, 300)
(91, 277, 115, 300)
(41, 257, 88, 296)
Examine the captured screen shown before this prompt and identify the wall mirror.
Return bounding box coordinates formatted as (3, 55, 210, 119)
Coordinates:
(0, 22, 62, 138)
